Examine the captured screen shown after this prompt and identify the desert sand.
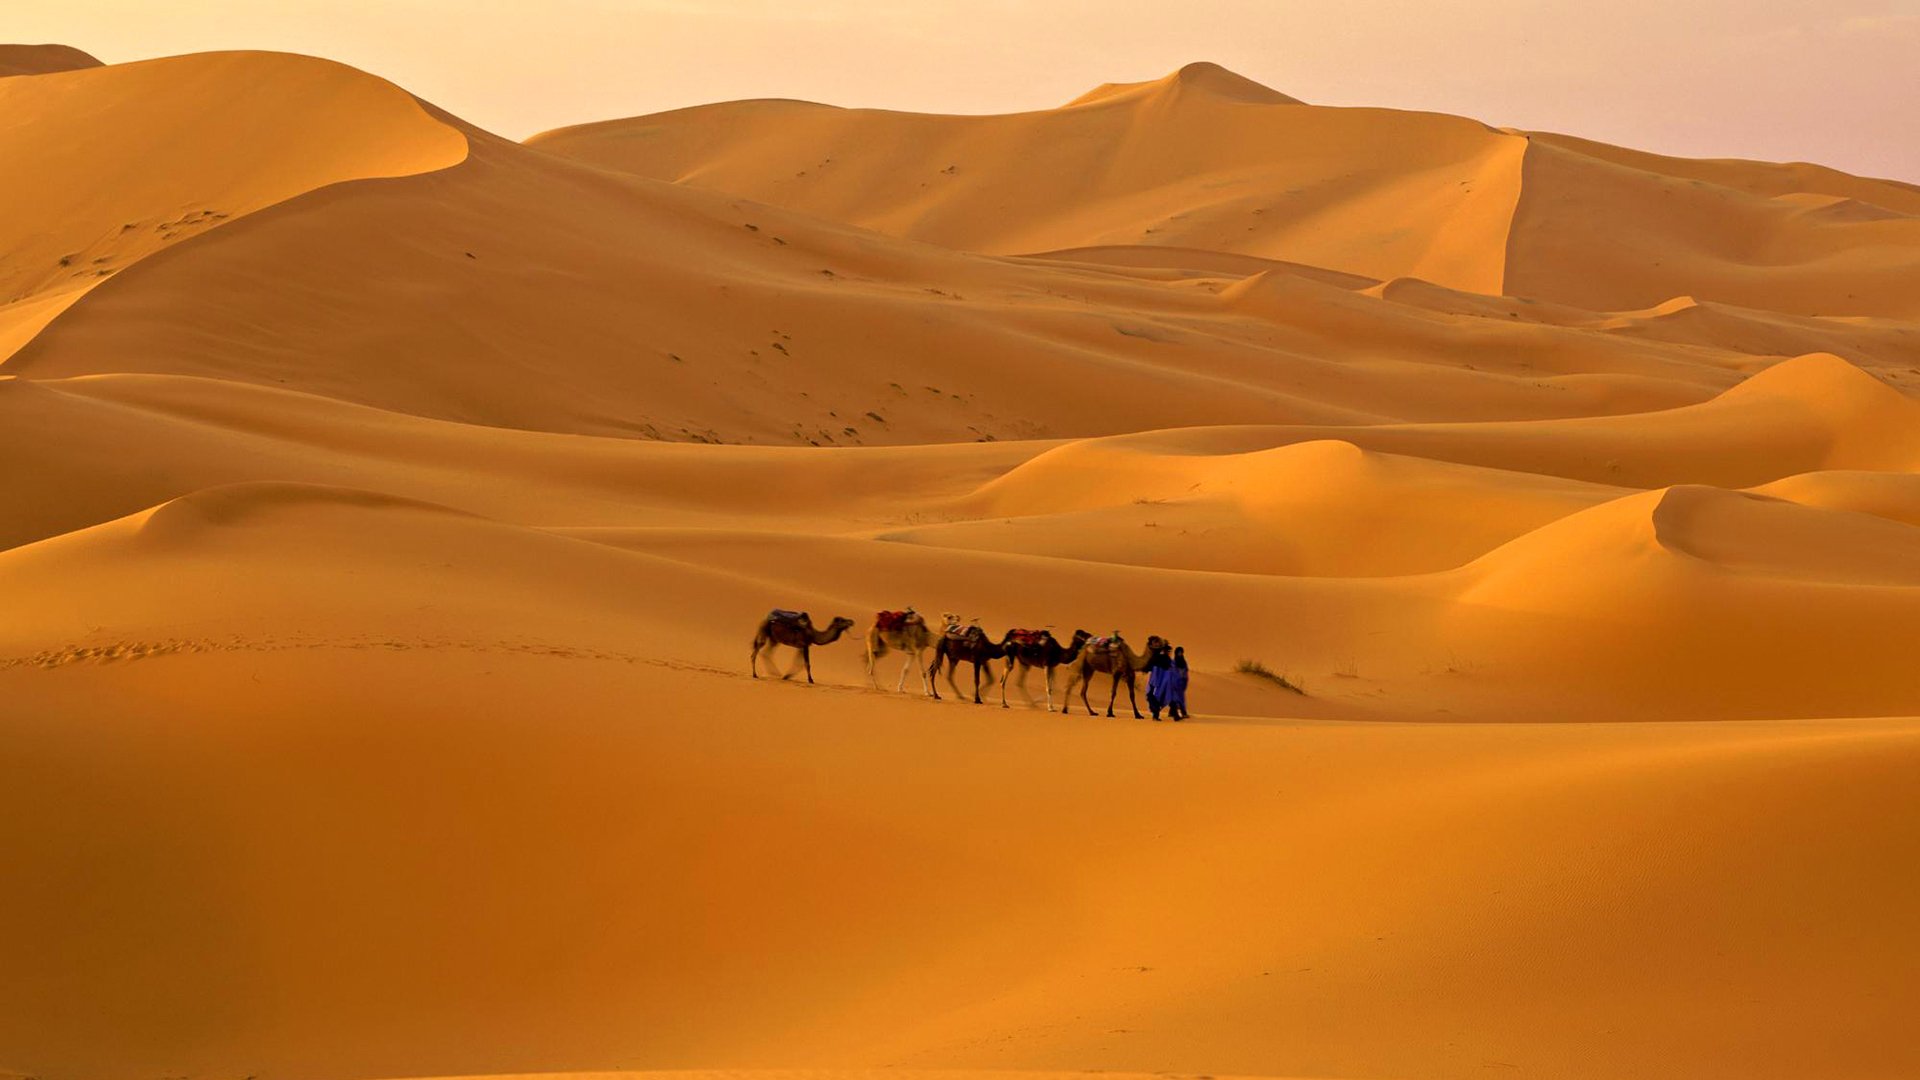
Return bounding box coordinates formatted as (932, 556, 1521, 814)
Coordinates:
(1, 47, 1917, 1080)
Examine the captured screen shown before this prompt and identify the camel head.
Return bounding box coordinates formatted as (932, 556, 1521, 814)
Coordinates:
(826, 616, 857, 634)
(1068, 629, 1092, 645)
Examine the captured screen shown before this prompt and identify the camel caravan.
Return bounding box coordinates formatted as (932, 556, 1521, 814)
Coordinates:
(750, 608, 1191, 720)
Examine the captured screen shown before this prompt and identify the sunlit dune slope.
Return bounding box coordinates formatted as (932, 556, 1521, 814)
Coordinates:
(531, 62, 1528, 294)
(1754, 469, 1920, 527)
(0, 51, 467, 358)
(532, 63, 1920, 317)
(0, 485, 1916, 1079)
(0, 353, 1908, 563)
(4, 463, 1917, 727)
(14, 55, 1877, 441)
(1504, 136, 1920, 318)
(893, 438, 1624, 577)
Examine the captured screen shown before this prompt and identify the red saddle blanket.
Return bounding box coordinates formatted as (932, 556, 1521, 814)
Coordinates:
(1007, 629, 1050, 648)
(874, 609, 915, 632)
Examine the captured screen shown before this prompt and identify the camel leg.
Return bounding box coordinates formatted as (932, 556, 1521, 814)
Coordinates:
(1044, 665, 1055, 712)
(1007, 663, 1034, 709)
(801, 642, 814, 684)
(1124, 670, 1142, 719)
(867, 639, 883, 689)
(751, 633, 766, 678)
(1106, 671, 1121, 717)
(897, 651, 915, 693)
(917, 649, 934, 695)
(945, 655, 965, 700)
(928, 651, 944, 700)
(1079, 666, 1095, 715)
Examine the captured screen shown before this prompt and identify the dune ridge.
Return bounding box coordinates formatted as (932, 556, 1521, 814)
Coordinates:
(0, 42, 100, 76)
(0, 51, 468, 359)
(1, 43, 1917, 1080)
(531, 63, 1920, 318)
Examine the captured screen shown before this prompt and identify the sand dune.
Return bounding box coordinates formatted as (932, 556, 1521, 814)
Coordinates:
(0, 43, 100, 76)
(1754, 468, 1920, 527)
(532, 64, 1920, 318)
(531, 63, 1530, 294)
(896, 438, 1622, 577)
(2, 43, 1918, 1080)
(2, 483, 1915, 1076)
(1504, 136, 1920, 318)
(0, 51, 466, 360)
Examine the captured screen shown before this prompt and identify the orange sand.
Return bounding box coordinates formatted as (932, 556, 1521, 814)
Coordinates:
(1, 50, 1916, 1080)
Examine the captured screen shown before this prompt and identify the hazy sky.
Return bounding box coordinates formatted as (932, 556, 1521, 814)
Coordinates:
(14, 0, 1920, 180)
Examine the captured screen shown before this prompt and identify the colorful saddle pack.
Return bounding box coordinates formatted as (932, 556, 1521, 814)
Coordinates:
(874, 609, 917, 633)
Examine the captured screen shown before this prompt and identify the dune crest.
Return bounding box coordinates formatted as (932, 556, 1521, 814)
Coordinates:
(530, 64, 1919, 317)
(0, 50, 468, 361)
(0, 42, 101, 76)
(530, 61, 1528, 294)
(1647, 484, 1920, 584)
(1066, 61, 1305, 107)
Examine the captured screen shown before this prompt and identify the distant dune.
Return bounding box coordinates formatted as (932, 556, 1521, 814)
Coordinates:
(1, 46, 1916, 1080)
(534, 64, 1920, 319)
(0, 42, 101, 76)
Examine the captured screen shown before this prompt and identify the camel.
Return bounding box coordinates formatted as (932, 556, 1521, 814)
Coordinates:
(866, 608, 937, 693)
(996, 628, 1092, 711)
(749, 609, 855, 684)
(928, 617, 1005, 704)
(1063, 632, 1169, 718)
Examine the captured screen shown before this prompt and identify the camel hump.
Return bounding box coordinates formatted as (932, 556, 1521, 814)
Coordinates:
(874, 609, 917, 632)
(768, 608, 810, 624)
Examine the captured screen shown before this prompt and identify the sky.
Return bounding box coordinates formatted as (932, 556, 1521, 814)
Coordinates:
(13, 0, 1920, 181)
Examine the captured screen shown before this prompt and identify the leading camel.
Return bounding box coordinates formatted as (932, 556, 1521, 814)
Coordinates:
(997, 628, 1091, 711)
(1063, 632, 1168, 718)
(928, 616, 1005, 704)
(750, 609, 856, 684)
(866, 608, 937, 694)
